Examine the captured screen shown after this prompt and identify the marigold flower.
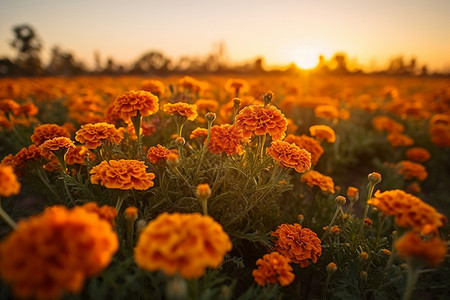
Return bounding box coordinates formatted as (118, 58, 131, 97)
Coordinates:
(322, 225, 342, 234)
(271, 223, 322, 267)
(195, 99, 219, 114)
(75, 122, 124, 149)
(430, 124, 450, 147)
(235, 104, 288, 141)
(301, 170, 335, 194)
(0, 165, 21, 197)
(39, 137, 75, 158)
(141, 79, 165, 96)
(65, 145, 95, 165)
(309, 125, 336, 143)
(163, 102, 198, 121)
(31, 124, 70, 146)
(396, 160, 428, 181)
(360, 251, 369, 261)
(406, 147, 431, 163)
(0, 205, 118, 300)
(178, 76, 202, 94)
(80, 202, 117, 228)
(347, 186, 359, 199)
(381, 249, 391, 256)
(252, 252, 294, 286)
(0, 99, 20, 115)
(387, 133, 414, 147)
(368, 172, 382, 184)
(190, 127, 209, 139)
(395, 231, 447, 267)
(364, 217, 373, 226)
(372, 116, 404, 134)
(134, 212, 232, 279)
(284, 134, 324, 165)
(90, 160, 155, 190)
(113, 90, 159, 123)
(5, 145, 43, 174)
(147, 144, 178, 164)
(314, 105, 339, 120)
(225, 78, 250, 96)
(368, 189, 446, 230)
(208, 124, 248, 155)
(17, 103, 39, 117)
(266, 141, 311, 173)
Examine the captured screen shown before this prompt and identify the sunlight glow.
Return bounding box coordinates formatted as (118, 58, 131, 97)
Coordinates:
(290, 46, 321, 70)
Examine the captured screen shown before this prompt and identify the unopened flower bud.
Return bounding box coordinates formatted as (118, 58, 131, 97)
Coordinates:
(346, 186, 359, 203)
(263, 91, 274, 106)
(166, 275, 187, 300)
(368, 172, 382, 185)
(298, 214, 305, 224)
(380, 249, 391, 256)
(175, 137, 185, 147)
(196, 183, 211, 201)
(233, 98, 241, 110)
(166, 153, 180, 168)
(360, 251, 369, 261)
(326, 262, 337, 274)
(124, 206, 138, 222)
(335, 195, 346, 206)
(205, 112, 216, 123)
(364, 217, 372, 227)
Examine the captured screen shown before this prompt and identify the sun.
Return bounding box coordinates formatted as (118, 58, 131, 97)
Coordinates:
(290, 47, 321, 70)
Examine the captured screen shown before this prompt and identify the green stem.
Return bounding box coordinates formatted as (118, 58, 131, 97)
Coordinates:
(0, 198, 17, 229)
(201, 199, 208, 216)
(115, 192, 128, 212)
(402, 261, 420, 300)
(131, 112, 143, 159)
(375, 214, 387, 250)
(35, 168, 60, 200)
(260, 134, 267, 160)
(322, 205, 341, 241)
(358, 183, 376, 243)
(195, 118, 212, 175)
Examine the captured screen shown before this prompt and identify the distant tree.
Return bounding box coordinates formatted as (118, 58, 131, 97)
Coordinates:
(132, 51, 170, 74)
(10, 24, 43, 75)
(332, 52, 349, 74)
(46, 46, 84, 75)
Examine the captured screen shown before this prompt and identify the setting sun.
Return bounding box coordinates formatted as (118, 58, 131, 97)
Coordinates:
(290, 47, 321, 70)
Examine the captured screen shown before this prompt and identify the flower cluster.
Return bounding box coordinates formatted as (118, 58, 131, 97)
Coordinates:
(406, 147, 431, 162)
(134, 212, 232, 279)
(30, 124, 70, 146)
(266, 140, 312, 173)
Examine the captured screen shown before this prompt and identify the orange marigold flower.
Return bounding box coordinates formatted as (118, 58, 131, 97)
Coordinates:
(314, 105, 339, 120)
(195, 98, 219, 114)
(301, 170, 335, 194)
(284, 134, 324, 165)
(31, 124, 70, 146)
(235, 104, 288, 141)
(17, 103, 39, 117)
(368, 189, 446, 230)
(406, 147, 431, 162)
(39, 137, 75, 158)
(75, 122, 124, 149)
(0, 165, 21, 197)
(266, 141, 311, 173)
(147, 144, 178, 164)
(65, 146, 95, 165)
(322, 225, 342, 234)
(190, 127, 209, 139)
(309, 125, 336, 143)
(372, 116, 404, 134)
(225, 78, 250, 96)
(90, 159, 155, 190)
(252, 252, 294, 287)
(395, 231, 447, 267)
(134, 212, 232, 279)
(0, 99, 20, 115)
(208, 124, 248, 155)
(429, 123, 450, 147)
(178, 76, 202, 94)
(141, 79, 165, 96)
(347, 186, 359, 198)
(387, 133, 414, 147)
(163, 102, 198, 121)
(396, 160, 428, 181)
(80, 202, 118, 228)
(113, 90, 159, 123)
(0, 205, 118, 300)
(271, 223, 322, 267)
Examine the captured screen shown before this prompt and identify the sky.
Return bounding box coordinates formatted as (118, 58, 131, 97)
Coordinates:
(1, 0, 450, 72)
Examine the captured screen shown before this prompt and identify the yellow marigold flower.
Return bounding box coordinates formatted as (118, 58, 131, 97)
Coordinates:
(284, 134, 324, 165)
(309, 125, 336, 143)
(147, 144, 178, 164)
(235, 104, 288, 141)
(387, 133, 414, 147)
(396, 160, 428, 181)
(208, 124, 248, 155)
(31, 124, 70, 146)
(141, 79, 165, 96)
(0, 205, 118, 300)
(65, 145, 95, 165)
(0, 165, 21, 197)
(190, 127, 209, 139)
(395, 231, 447, 267)
(80, 202, 117, 228)
(163, 102, 198, 121)
(314, 105, 339, 120)
(4, 145, 43, 175)
(271, 223, 322, 267)
(372, 116, 404, 134)
(368, 189, 446, 230)
(39, 137, 75, 158)
(224, 78, 250, 96)
(301, 170, 335, 194)
(134, 212, 232, 279)
(252, 252, 294, 287)
(266, 141, 311, 173)
(75, 122, 124, 149)
(90, 159, 155, 190)
(406, 147, 431, 163)
(113, 90, 159, 123)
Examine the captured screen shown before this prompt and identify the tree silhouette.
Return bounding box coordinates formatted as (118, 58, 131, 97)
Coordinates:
(10, 24, 43, 75)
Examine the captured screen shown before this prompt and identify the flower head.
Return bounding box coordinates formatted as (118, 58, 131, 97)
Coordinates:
(387, 133, 414, 147)
(314, 105, 339, 120)
(309, 125, 336, 143)
(301, 170, 335, 194)
(396, 160, 428, 181)
(90, 160, 155, 190)
(266, 140, 311, 173)
(271, 223, 322, 267)
(0, 165, 21, 197)
(284, 134, 324, 165)
(141, 79, 165, 96)
(31, 124, 70, 146)
(252, 252, 294, 286)
(0, 205, 118, 300)
(0, 99, 20, 115)
(147, 144, 178, 164)
(406, 147, 431, 163)
(65, 146, 95, 165)
(134, 212, 232, 279)
(208, 124, 248, 155)
(39, 137, 75, 158)
(163, 102, 198, 121)
(113, 90, 159, 123)
(75, 122, 123, 149)
(235, 104, 288, 141)
(190, 127, 209, 139)
(80, 202, 117, 228)
(372, 116, 404, 133)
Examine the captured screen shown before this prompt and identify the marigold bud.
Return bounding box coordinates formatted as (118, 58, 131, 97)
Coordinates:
(233, 98, 241, 110)
(326, 262, 337, 274)
(335, 195, 346, 206)
(124, 206, 138, 222)
(264, 91, 274, 106)
(298, 214, 304, 224)
(364, 217, 372, 227)
(175, 137, 185, 147)
(368, 172, 382, 185)
(361, 271, 367, 280)
(205, 112, 216, 123)
(347, 186, 359, 203)
(196, 183, 211, 201)
(360, 251, 369, 261)
(166, 153, 180, 168)
(381, 249, 391, 256)
(166, 275, 187, 300)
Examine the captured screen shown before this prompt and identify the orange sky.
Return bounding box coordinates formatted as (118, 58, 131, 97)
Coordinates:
(1, 0, 450, 72)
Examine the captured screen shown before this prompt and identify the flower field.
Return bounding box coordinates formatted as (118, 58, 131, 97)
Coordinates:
(0, 73, 449, 299)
